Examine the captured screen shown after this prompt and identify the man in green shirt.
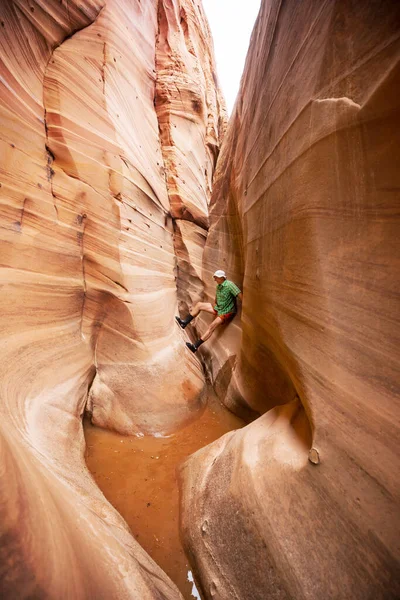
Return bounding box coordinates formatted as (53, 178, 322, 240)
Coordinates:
(175, 270, 242, 353)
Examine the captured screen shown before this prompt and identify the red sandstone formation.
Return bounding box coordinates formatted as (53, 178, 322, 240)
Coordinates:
(3, 0, 399, 598)
(181, 0, 400, 598)
(0, 0, 223, 597)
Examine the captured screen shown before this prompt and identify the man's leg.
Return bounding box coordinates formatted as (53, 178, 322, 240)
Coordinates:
(176, 302, 214, 329)
(189, 302, 215, 317)
(201, 316, 223, 341)
(186, 316, 223, 353)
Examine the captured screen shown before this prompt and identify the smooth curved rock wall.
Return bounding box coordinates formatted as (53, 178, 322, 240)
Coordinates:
(181, 1, 400, 598)
(0, 0, 223, 596)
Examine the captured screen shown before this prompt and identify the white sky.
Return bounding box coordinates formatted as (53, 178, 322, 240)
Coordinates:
(202, 0, 262, 114)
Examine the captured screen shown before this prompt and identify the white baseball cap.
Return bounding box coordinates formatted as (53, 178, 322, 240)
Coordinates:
(213, 270, 226, 278)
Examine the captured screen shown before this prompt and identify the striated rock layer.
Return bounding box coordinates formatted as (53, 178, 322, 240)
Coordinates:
(181, 1, 400, 599)
(0, 0, 223, 597)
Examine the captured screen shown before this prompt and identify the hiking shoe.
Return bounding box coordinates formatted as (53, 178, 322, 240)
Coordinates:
(175, 316, 187, 329)
(186, 342, 197, 353)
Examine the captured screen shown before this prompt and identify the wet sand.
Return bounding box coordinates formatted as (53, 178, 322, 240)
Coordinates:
(84, 390, 244, 599)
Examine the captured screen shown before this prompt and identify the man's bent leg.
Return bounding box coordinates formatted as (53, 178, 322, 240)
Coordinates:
(176, 302, 214, 329)
(189, 302, 215, 317)
(201, 316, 223, 341)
(186, 317, 223, 353)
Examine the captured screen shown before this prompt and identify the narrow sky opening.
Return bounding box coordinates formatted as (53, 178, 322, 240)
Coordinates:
(202, 0, 262, 115)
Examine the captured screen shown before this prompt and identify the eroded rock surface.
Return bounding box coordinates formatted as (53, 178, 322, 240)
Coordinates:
(181, 1, 400, 598)
(0, 0, 223, 596)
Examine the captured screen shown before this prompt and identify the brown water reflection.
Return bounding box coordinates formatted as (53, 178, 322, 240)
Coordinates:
(84, 390, 243, 599)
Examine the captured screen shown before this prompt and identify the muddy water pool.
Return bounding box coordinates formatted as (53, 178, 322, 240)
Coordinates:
(84, 391, 243, 599)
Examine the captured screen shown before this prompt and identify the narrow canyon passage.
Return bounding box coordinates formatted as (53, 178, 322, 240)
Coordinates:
(84, 389, 244, 599)
(1, 0, 399, 598)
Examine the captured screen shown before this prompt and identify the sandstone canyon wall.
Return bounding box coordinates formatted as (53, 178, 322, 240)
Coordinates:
(0, 0, 224, 597)
(181, 0, 400, 599)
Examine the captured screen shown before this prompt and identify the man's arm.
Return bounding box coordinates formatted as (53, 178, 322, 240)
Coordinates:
(227, 281, 242, 302)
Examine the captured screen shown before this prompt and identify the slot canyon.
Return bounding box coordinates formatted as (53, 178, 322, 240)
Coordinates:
(0, 0, 399, 599)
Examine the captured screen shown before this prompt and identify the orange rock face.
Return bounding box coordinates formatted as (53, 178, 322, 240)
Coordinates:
(181, 0, 400, 598)
(0, 0, 224, 596)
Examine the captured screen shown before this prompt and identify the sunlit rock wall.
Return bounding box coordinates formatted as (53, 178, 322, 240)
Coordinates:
(0, 0, 223, 596)
(181, 0, 400, 598)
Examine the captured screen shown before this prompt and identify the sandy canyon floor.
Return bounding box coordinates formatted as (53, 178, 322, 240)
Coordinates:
(84, 389, 243, 599)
